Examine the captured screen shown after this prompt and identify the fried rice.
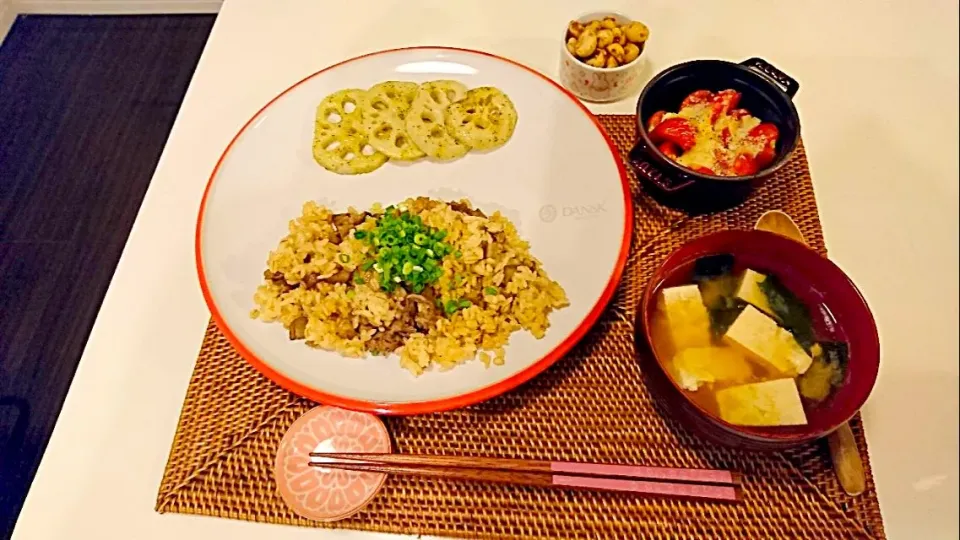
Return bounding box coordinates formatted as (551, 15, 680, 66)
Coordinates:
(250, 197, 569, 375)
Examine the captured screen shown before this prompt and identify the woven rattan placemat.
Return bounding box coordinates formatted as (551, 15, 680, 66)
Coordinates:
(157, 114, 885, 539)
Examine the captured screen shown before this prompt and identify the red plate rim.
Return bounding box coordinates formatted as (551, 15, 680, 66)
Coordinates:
(195, 46, 633, 415)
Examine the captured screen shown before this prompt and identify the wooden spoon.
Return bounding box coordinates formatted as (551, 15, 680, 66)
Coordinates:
(755, 210, 866, 496)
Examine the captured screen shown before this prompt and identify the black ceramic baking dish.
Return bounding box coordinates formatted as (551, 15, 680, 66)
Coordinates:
(630, 58, 800, 213)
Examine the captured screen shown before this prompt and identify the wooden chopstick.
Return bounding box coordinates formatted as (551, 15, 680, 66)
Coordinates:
(311, 452, 740, 486)
(308, 460, 740, 502)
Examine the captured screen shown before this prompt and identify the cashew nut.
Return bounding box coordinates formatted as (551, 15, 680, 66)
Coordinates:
(585, 50, 607, 68)
(607, 43, 625, 63)
(623, 43, 641, 63)
(567, 20, 584, 38)
(624, 22, 649, 43)
(601, 17, 618, 30)
(606, 56, 620, 69)
(566, 37, 577, 56)
(585, 20, 601, 33)
(574, 32, 598, 58)
(597, 29, 614, 48)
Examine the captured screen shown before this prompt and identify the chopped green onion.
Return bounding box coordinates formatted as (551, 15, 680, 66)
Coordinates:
(484, 287, 498, 296)
(355, 207, 456, 294)
(354, 275, 365, 284)
(454, 250, 462, 259)
(354, 230, 367, 240)
(459, 299, 472, 309)
(339, 254, 350, 263)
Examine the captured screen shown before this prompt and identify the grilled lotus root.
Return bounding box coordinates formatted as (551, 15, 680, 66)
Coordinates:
(311, 80, 517, 172)
(316, 88, 364, 129)
(406, 80, 471, 160)
(312, 89, 388, 174)
(445, 87, 518, 151)
(359, 81, 425, 161)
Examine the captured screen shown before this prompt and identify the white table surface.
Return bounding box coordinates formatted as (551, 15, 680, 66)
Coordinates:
(12, 1, 959, 538)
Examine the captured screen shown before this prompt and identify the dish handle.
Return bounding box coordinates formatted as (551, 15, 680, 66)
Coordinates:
(740, 57, 799, 99)
(628, 139, 695, 193)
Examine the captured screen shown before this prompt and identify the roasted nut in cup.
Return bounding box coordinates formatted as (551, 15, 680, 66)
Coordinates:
(565, 16, 649, 69)
(612, 26, 625, 45)
(607, 43, 625, 63)
(586, 49, 607, 68)
(575, 32, 598, 58)
(624, 21, 649, 43)
(568, 20, 584, 38)
(597, 29, 614, 48)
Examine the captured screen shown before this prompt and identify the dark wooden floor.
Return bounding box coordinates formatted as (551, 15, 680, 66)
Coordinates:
(0, 15, 215, 537)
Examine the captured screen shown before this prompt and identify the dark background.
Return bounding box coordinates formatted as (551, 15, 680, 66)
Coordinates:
(0, 15, 216, 538)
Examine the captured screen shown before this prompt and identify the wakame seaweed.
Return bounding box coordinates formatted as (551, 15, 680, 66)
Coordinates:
(757, 274, 817, 350)
(707, 305, 745, 338)
(692, 253, 736, 281)
(819, 341, 850, 373)
(693, 255, 744, 338)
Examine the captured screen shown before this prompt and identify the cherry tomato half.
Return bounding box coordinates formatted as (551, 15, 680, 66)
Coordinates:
(680, 90, 714, 109)
(755, 146, 776, 168)
(748, 122, 779, 168)
(709, 89, 743, 123)
(657, 141, 681, 159)
(720, 127, 732, 147)
(649, 117, 697, 151)
(647, 111, 667, 132)
(733, 153, 759, 175)
(712, 89, 742, 112)
(748, 122, 779, 143)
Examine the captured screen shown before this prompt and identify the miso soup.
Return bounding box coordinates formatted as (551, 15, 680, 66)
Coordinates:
(649, 254, 849, 427)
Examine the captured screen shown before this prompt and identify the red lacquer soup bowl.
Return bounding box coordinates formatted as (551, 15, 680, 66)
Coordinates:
(638, 230, 880, 450)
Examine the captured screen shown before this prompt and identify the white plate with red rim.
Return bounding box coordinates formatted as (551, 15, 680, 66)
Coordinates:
(197, 47, 631, 414)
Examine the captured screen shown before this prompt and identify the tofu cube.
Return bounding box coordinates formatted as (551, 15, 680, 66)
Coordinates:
(724, 305, 812, 376)
(658, 284, 712, 350)
(736, 269, 777, 319)
(715, 378, 808, 426)
(669, 346, 755, 391)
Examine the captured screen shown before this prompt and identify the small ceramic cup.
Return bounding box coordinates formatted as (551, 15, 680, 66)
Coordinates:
(558, 11, 649, 103)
